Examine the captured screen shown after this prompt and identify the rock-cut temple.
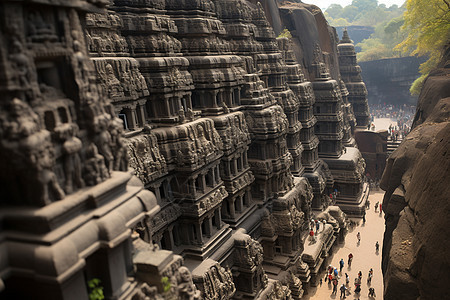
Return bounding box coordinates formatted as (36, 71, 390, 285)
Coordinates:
(0, 0, 371, 299)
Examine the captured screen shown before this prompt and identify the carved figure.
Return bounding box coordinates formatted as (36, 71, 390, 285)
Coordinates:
(58, 123, 85, 193)
(30, 131, 66, 205)
(104, 63, 124, 98)
(177, 266, 201, 300)
(84, 142, 109, 185)
(3, 98, 40, 140)
(109, 118, 128, 171)
(9, 40, 34, 91)
(95, 115, 114, 174)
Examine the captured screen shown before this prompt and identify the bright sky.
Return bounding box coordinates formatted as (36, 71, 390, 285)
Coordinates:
(305, 0, 406, 10)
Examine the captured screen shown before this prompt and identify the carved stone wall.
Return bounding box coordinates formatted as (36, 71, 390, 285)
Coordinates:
(0, 1, 365, 299)
(0, 1, 158, 299)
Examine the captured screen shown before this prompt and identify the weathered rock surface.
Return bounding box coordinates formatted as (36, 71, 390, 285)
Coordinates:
(381, 48, 450, 299)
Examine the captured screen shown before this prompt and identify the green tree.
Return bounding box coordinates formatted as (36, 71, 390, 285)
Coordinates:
(395, 0, 450, 95)
(357, 38, 392, 61)
(342, 5, 360, 22)
(333, 18, 351, 26)
(384, 17, 404, 37)
(326, 4, 344, 19)
(351, 0, 379, 12)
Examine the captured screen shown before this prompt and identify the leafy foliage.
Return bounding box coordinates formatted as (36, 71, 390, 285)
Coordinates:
(88, 278, 104, 300)
(278, 28, 292, 39)
(395, 0, 450, 95)
(356, 16, 407, 61)
(161, 276, 171, 293)
(325, 0, 404, 27)
(324, 1, 406, 62)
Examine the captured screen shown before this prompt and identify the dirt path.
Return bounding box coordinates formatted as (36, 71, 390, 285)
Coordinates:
(304, 191, 385, 299)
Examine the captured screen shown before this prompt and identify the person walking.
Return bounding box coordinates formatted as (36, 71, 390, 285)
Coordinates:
(368, 287, 376, 297)
(367, 268, 373, 284)
(358, 271, 362, 280)
(345, 273, 349, 286)
(332, 278, 338, 295)
(309, 229, 315, 242)
(354, 277, 361, 294)
(357, 232, 361, 243)
(348, 253, 353, 267)
(375, 241, 379, 252)
(339, 258, 345, 272)
(375, 201, 378, 212)
(362, 212, 366, 224)
(340, 284, 347, 298)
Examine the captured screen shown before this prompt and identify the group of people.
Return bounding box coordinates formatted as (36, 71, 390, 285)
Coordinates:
(309, 218, 327, 243)
(369, 103, 415, 140)
(321, 256, 376, 298)
(388, 123, 409, 142)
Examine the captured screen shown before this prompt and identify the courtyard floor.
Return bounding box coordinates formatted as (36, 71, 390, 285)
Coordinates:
(304, 191, 385, 299)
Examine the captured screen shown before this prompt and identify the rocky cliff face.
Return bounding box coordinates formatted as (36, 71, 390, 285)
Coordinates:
(381, 48, 450, 299)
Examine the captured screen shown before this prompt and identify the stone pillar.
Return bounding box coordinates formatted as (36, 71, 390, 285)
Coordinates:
(189, 178, 195, 195)
(194, 223, 203, 244)
(137, 104, 146, 127)
(236, 194, 243, 212)
(216, 165, 221, 182)
(229, 198, 236, 218)
(211, 168, 216, 186)
(215, 208, 222, 229)
(201, 174, 206, 193)
(226, 161, 231, 178)
(164, 99, 171, 117)
(167, 226, 175, 250)
(130, 107, 139, 130)
(243, 152, 248, 168)
(205, 217, 213, 237)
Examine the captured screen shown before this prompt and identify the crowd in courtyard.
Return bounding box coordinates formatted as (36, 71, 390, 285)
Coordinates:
(306, 191, 385, 300)
(367, 103, 416, 140)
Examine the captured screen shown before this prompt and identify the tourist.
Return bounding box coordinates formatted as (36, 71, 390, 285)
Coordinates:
(358, 271, 362, 280)
(367, 268, 373, 284)
(332, 278, 338, 294)
(375, 241, 379, 252)
(345, 273, 349, 286)
(316, 219, 320, 232)
(379, 203, 382, 213)
(354, 279, 361, 294)
(320, 278, 323, 286)
(340, 284, 347, 298)
(368, 287, 376, 297)
(309, 228, 315, 242)
(362, 212, 366, 224)
(348, 253, 353, 266)
(375, 201, 379, 212)
(340, 258, 345, 272)
(357, 232, 361, 243)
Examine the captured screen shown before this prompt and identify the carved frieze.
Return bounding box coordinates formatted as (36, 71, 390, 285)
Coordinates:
(193, 263, 236, 300)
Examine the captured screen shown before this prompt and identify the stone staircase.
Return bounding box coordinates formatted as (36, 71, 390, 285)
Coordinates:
(387, 137, 403, 155)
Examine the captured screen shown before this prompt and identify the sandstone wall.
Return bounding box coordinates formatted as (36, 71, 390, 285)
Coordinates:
(380, 48, 450, 299)
(360, 56, 426, 105)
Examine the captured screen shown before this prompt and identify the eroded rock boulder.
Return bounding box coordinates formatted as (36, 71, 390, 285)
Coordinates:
(381, 49, 450, 299)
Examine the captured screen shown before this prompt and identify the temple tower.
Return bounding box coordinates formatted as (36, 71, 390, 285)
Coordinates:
(338, 29, 370, 128)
